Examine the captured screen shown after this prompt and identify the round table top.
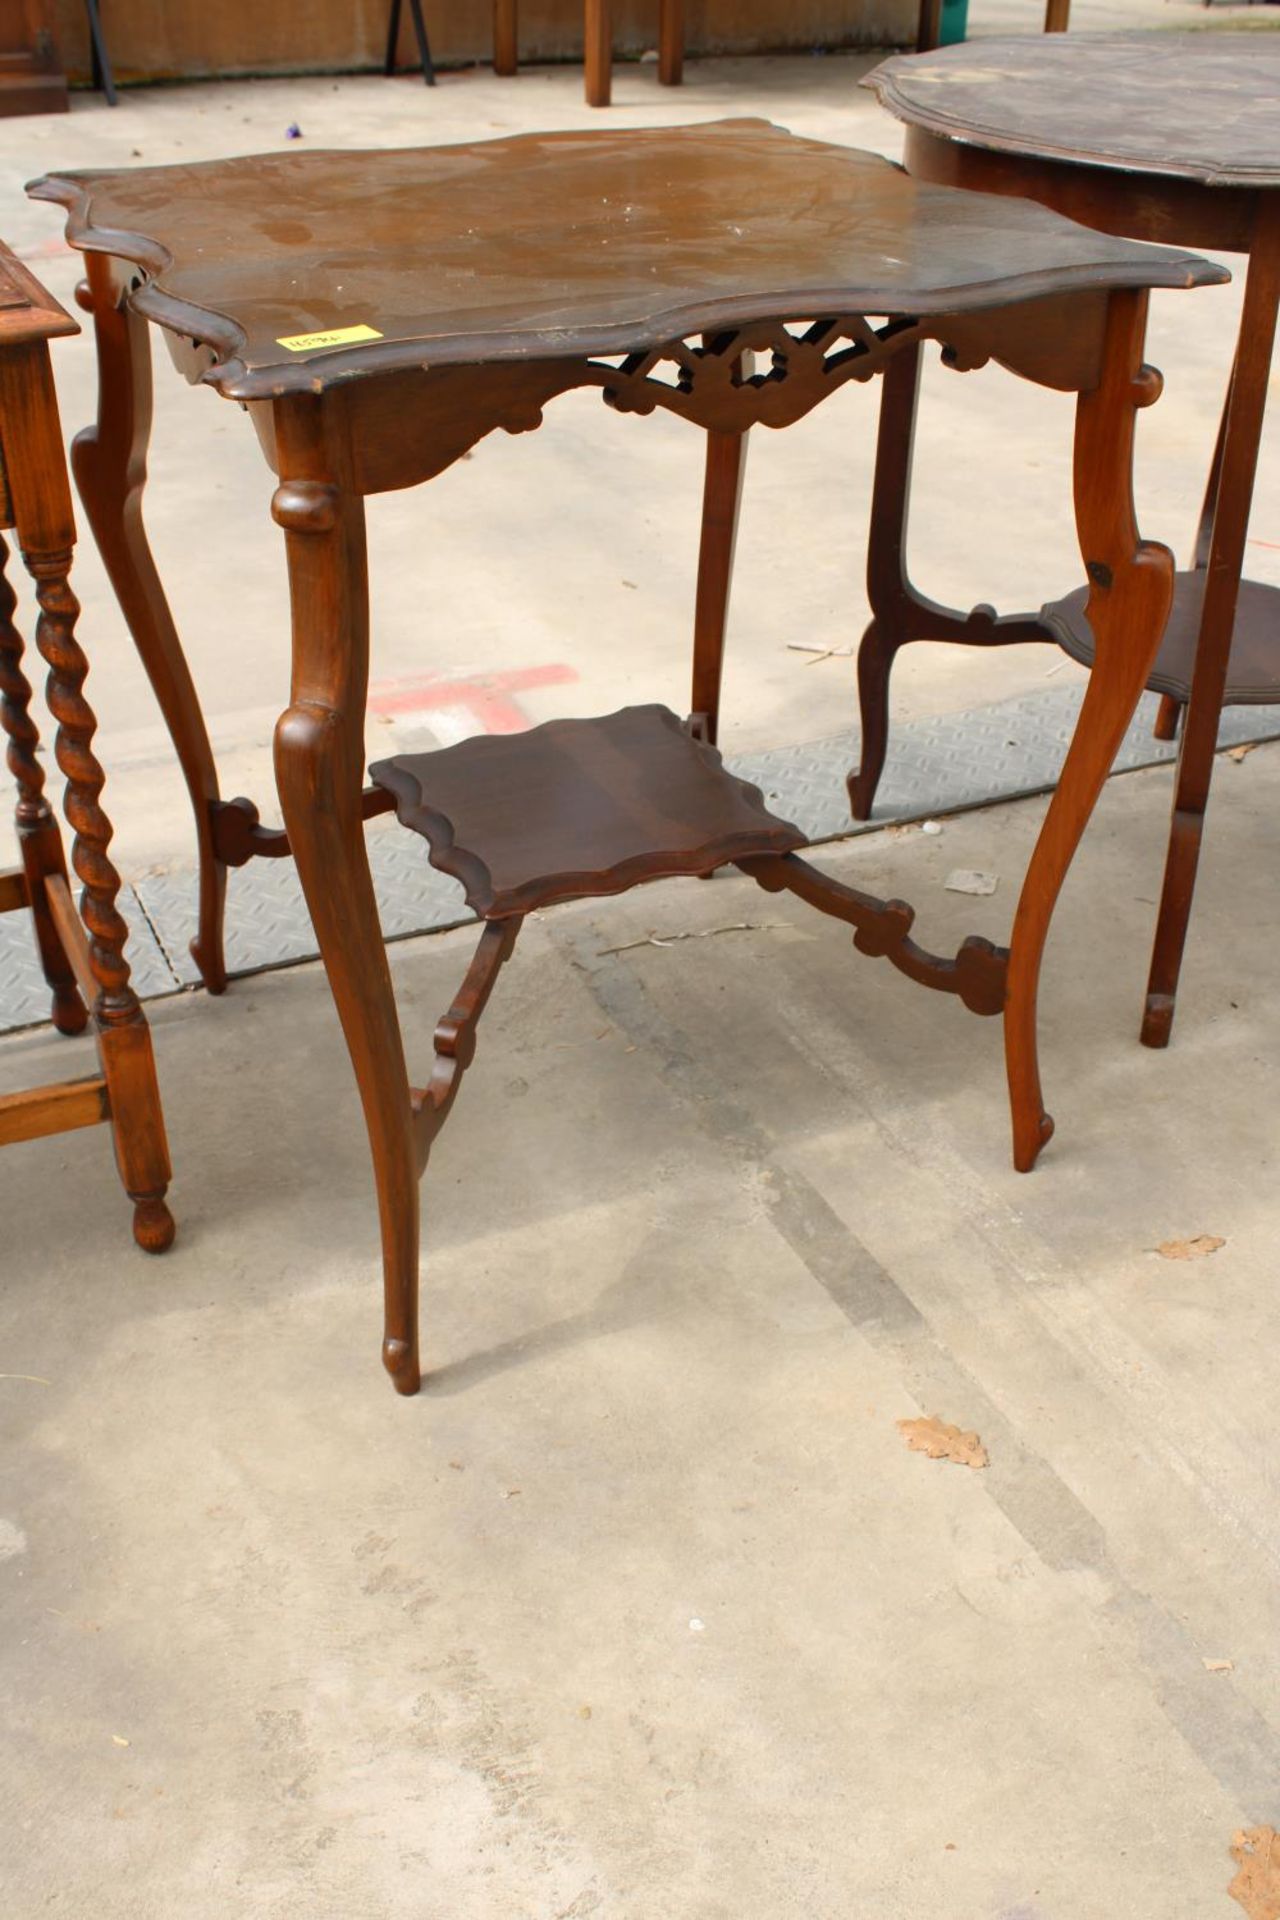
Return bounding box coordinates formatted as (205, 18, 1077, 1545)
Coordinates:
(866, 33, 1280, 191)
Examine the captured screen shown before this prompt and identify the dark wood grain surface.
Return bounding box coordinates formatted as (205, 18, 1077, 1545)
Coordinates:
(29, 119, 1222, 401)
(370, 704, 806, 918)
(866, 34, 1280, 189)
(1043, 573, 1280, 707)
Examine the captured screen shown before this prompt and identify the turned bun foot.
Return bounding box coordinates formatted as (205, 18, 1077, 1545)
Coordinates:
(132, 1194, 176, 1253)
(382, 1337, 421, 1395)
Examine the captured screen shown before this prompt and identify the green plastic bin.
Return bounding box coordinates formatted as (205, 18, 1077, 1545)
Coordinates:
(940, 0, 969, 44)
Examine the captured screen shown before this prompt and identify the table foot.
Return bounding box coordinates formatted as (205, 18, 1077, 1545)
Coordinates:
(190, 864, 228, 995)
(383, 1335, 422, 1394)
(1012, 1103, 1055, 1174)
(132, 1193, 176, 1252)
(848, 617, 900, 821)
(1141, 993, 1174, 1050)
(1140, 802, 1203, 1049)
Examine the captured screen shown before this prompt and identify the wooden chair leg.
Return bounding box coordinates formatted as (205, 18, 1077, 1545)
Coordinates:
(584, 0, 611, 106)
(690, 425, 748, 746)
(271, 419, 421, 1395)
(1005, 290, 1171, 1171)
(658, 0, 684, 86)
(1043, 0, 1071, 31)
(1142, 212, 1280, 1049)
(916, 0, 943, 52)
(71, 258, 229, 995)
(493, 0, 518, 74)
(0, 532, 85, 1034)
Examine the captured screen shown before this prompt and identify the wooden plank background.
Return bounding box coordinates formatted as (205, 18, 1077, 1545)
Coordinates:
(51, 0, 914, 85)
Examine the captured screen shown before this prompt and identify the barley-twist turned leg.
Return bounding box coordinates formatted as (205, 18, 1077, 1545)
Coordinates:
(0, 532, 86, 1033)
(27, 544, 174, 1250)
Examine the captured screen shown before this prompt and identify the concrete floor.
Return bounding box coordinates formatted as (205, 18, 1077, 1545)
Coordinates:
(5, 756, 1280, 1916)
(3, 15, 1280, 1918)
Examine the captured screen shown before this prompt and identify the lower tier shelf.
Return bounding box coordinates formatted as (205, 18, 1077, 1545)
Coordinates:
(1040, 570, 1280, 707)
(370, 704, 807, 919)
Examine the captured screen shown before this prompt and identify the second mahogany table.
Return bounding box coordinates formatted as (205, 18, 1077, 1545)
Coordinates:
(866, 32, 1280, 1050)
(29, 122, 1220, 1391)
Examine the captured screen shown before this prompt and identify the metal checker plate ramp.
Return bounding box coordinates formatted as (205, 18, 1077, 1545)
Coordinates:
(3, 683, 1278, 1034)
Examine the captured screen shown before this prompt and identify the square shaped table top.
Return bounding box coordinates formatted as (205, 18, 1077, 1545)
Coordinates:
(866, 33, 1280, 191)
(28, 120, 1222, 403)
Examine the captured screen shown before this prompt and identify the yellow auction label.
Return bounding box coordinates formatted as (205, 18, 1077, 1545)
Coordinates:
(276, 323, 384, 352)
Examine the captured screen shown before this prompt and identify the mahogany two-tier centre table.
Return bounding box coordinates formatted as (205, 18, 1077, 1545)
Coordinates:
(866, 33, 1280, 1050)
(29, 121, 1221, 1392)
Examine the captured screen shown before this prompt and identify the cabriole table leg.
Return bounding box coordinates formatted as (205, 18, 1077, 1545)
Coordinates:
(851, 342, 1049, 822)
(71, 257, 229, 995)
(1006, 290, 1172, 1169)
(271, 403, 421, 1395)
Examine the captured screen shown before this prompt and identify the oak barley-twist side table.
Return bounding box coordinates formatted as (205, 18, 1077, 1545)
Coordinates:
(0, 239, 172, 1250)
(29, 122, 1219, 1390)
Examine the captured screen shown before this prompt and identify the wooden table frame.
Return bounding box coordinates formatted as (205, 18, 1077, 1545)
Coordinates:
(30, 126, 1220, 1390)
(866, 38, 1280, 1050)
(0, 241, 171, 1248)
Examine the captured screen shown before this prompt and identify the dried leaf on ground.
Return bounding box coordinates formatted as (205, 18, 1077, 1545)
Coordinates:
(1229, 1827, 1280, 1920)
(1156, 1234, 1226, 1262)
(898, 1415, 989, 1470)
(1227, 742, 1259, 764)
(1203, 1658, 1235, 1673)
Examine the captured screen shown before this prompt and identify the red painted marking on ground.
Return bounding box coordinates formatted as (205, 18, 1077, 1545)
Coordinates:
(369, 664, 576, 734)
(15, 237, 72, 263)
